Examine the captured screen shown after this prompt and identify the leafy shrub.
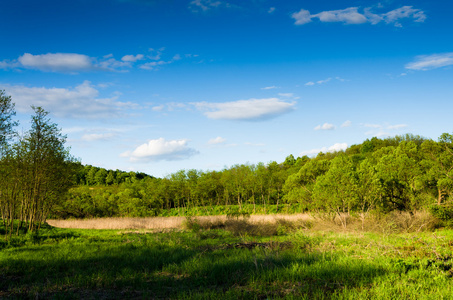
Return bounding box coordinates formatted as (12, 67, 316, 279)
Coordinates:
(429, 205, 453, 222)
(183, 217, 201, 233)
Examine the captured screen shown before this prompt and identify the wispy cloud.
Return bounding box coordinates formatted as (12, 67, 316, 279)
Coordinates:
(304, 77, 346, 86)
(150, 102, 187, 113)
(0, 48, 187, 73)
(292, 6, 426, 27)
(0, 52, 129, 73)
(261, 86, 279, 90)
(300, 142, 348, 156)
(245, 142, 265, 147)
(316, 78, 332, 84)
(121, 54, 144, 62)
(81, 132, 117, 142)
(341, 120, 352, 128)
(363, 123, 408, 136)
(208, 136, 226, 145)
(193, 98, 295, 121)
(139, 60, 168, 70)
(121, 138, 198, 162)
(139, 48, 186, 70)
(278, 93, 299, 100)
(1, 81, 136, 119)
(189, 0, 232, 12)
(387, 124, 408, 130)
(314, 123, 335, 130)
(405, 52, 453, 71)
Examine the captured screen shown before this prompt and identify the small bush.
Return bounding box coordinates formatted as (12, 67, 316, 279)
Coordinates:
(429, 205, 453, 227)
(183, 217, 201, 233)
(383, 211, 440, 233)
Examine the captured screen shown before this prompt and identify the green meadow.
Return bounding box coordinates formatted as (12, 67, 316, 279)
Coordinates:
(2, 216, 453, 299)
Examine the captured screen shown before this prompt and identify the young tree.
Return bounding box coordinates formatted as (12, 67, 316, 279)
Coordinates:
(20, 106, 76, 231)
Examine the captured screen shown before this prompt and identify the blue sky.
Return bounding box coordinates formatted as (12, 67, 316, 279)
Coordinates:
(1, 0, 452, 177)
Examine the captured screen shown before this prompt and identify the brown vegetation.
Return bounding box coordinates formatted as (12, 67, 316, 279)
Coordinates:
(47, 211, 440, 234)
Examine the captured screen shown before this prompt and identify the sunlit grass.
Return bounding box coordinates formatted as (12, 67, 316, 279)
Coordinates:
(2, 219, 453, 299)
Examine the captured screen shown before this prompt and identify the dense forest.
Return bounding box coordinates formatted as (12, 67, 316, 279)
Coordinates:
(2, 90, 453, 234)
(59, 133, 453, 220)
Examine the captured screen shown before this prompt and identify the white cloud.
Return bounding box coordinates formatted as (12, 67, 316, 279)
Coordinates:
(381, 6, 426, 26)
(1, 52, 133, 73)
(193, 98, 295, 121)
(208, 136, 226, 145)
(139, 50, 185, 70)
(189, 0, 229, 12)
(261, 86, 279, 90)
(121, 138, 198, 162)
(405, 52, 453, 71)
(316, 7, 368, 24)
(139, 60, 168, 70)
(0, 49, 184, 73)
(292, 9, 312, 25)
(268, 7, 275, 14)
(341, 120, 352, 127)
(314, 123, 335, 130)
(1, 81, 135, 119)
(305, 77, 347, 86)
(292, 6, 426, 27)
(81, 133, 116, 141)
(18, 53, 94, 72)
(387, 124, 408, 130)
(97, 57, 131, 70)
(317, 78, 332, 84)
(335, 76, 348, 82)
(300, 142, 348, 156)
(121, 54, 144, 62)
(0, 59, 20, 69)
(147, 48, 165, 60)
(152, 105, 165, 111)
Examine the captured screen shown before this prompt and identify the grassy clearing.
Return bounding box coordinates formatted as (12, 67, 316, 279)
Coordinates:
(2, 214, 453, 299)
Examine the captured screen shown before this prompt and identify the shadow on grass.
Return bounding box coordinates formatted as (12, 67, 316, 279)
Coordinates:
(0, 236, 387, 299)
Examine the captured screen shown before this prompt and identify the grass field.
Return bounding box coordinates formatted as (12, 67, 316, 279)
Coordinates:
(2, 213, 453, 299)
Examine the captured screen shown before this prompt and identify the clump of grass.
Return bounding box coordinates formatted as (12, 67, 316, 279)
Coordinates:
(383, 210, 441, 232)
(306, 210, 440, 233)
(184, 215, 312, 237)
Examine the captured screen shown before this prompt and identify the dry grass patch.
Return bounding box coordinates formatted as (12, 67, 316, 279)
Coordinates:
(47, 216, 187, 230)
(47, 214, 314, 231)
(47, 211, 439, 234)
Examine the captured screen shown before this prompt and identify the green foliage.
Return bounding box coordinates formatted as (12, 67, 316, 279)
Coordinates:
(1, 104, 77, 235)
(429, 205, 453, 226)
(47, 132, 453, 219)
(3, 222, 453, 298)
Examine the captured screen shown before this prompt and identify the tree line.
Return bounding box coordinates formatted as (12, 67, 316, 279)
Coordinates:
(58, 133, 453, 219)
